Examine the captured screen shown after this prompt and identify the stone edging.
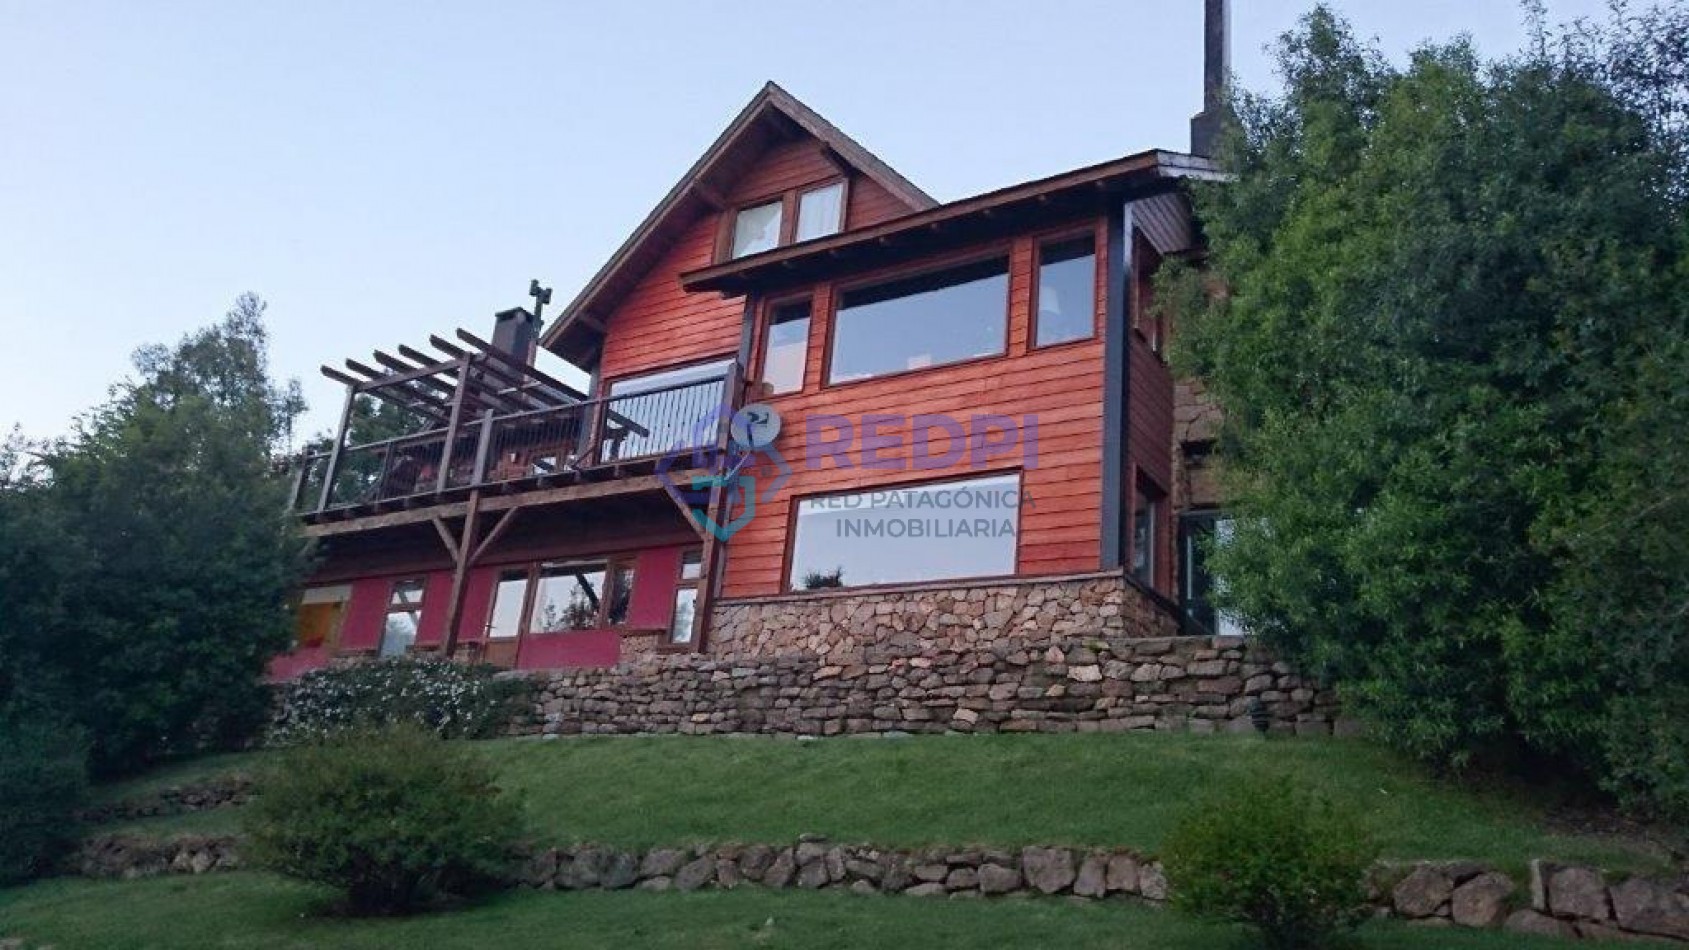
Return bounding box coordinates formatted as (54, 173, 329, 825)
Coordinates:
(71, 832, 1689, 943)
(77, 775, 253, 826)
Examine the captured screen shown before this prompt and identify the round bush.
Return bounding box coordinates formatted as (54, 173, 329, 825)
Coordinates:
(0, 712, 88, 886)
(243, 724, 523, 914)
(1162, 775, 1376, 950)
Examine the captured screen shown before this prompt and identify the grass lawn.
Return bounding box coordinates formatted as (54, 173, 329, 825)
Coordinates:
(92, 733, 1666, 876)
(0, 872, 1582, 950)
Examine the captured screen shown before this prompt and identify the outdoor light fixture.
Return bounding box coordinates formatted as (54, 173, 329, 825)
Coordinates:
(1249, 698, 1271, 736)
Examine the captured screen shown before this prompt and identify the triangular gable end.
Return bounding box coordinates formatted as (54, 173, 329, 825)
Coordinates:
(542, 81, 935, 367)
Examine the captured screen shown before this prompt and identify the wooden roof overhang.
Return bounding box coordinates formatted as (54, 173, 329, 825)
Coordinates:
(543, 82, 937, 367)
(321, 326, 587, 423)
(680, 150, 1224, 297)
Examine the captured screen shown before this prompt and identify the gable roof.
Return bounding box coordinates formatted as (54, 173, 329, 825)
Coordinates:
(542, 82, 936, 364)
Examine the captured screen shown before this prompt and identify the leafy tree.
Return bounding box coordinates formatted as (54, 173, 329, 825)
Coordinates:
(7, 293, 311, 775)
(1171, 5, 1688, 815)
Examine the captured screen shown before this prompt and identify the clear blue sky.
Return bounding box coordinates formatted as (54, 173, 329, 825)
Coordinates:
(0, 0, 1610, 443)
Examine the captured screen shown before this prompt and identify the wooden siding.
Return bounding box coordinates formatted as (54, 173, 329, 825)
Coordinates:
(722, 217, 1110, 598)
(596, 136, 918, 386)
(1127, 235, 1175, 594)
(597, 211, 743, 383)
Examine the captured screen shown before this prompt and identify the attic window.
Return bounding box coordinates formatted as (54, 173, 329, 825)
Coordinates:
(731, 201, 783, 258)
(725, 179, 848, 260)
(795, 182, 844, 242)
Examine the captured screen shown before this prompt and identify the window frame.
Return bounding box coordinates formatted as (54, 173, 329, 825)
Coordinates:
(780, 469, 1025, 593)
(727, 198, 785, 260)
(1029, 225, 1102, 350)
(669, 548, 703, 644)
(379, 577, 427, 657)
(1129, 472, 1169, 593)
(793, 180, 847, 243)
(1131, 235, 1168, 359)
(754, 292, 815, 397)
(821, 248, 1015, 390)
(480, 555, 639, 641)
(1179, 509, 1245, 637)
(717, 176, 851, 263)
(293, 584, 352, 651)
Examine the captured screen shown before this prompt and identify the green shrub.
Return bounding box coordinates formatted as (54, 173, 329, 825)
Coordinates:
(269, 657, 530, 745)
(1162, 775, 1375, 950)
(243, 724, 522, 915)
(0, 712, 89, 886)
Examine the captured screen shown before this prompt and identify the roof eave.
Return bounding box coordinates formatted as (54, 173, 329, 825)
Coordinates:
(680, 150, 1220, 295)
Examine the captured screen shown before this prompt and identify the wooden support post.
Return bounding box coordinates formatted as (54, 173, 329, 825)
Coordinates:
(316, 386, 357, 512)
(436, 359, 474, 493)
(440, 490, 481, 659)
(471, 409, 495, 485)
(690, 360, 743, 652)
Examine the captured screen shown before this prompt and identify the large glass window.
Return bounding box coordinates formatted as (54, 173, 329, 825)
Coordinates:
(828, 258, 1009, 384)
(603, 358, 732, 461)
(795, 182, 844, 242)
(1035, 235, 1097, 346)
(760, 301, 810, 395)
(787, 473, 1020, 589)
(530, 561, 606, 633)
(730, 200, 782, 258)
(380, 578, 426, 657)
(1181, 512, 1245, 637)
(486, 569, 528, 639)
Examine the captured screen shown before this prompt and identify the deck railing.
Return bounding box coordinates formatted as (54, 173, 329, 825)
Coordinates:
(290, 367, 736, 514)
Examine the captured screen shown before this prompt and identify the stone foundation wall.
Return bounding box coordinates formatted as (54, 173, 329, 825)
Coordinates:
(708, 572, 1181, 663)
(512, 633, 1342, 737)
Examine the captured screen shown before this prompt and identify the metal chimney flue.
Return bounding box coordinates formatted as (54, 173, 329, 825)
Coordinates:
(490, 307, 539, 366)
(1189, 0, 1230, 157)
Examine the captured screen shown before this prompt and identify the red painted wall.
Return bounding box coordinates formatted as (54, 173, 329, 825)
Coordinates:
(340, 577, 393, 652)
(514, 630, 621, 670)
(630, 546, 683, 629)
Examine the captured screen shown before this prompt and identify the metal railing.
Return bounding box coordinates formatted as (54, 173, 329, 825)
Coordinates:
(289, 366, 736, 514)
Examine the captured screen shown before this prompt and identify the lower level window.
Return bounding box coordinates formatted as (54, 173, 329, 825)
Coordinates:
(670, 549, 702, 643)
(294, 585, 351, 650)
(1180, 511, 1245, 637)
(787, 472, 1020, 590)
(485, 557, 636, 638)
(1131, 477, 1165, 589)
(380, 578, 426, 657)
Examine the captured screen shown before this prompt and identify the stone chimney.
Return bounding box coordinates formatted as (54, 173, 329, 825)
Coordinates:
(1189, 0, 1230, 157)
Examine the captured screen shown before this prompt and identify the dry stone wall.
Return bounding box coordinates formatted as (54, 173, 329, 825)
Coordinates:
(513, 633, 1342, 738)
(708, 572, 1180, 662)
(513, 572, 1344, 737)
(57, 826, 1689, 942)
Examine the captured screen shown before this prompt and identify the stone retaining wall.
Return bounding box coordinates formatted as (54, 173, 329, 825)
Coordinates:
(512, 633, 1344, 737)
(708, 572, 1181, 662)
(76, 775, 253, 825)
(72, 834, 241, 879)
(58, 832, 1689, 942)
(1385, 858, 1689, 943)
